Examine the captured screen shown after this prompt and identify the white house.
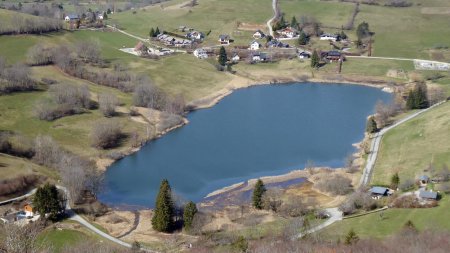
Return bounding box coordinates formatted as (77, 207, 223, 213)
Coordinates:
(298, 51, 311, 59)
(187, 31, 204, 40)
(98, 14, 104, 20)
(193, 48, 208, 59)
(64, 14, 79, 22)
(253, 30, 266, 39)
(218, 35, 231, 45)
(320, 33, 338, 41)
(278, 27, 297, 38)
(251, 52, 267, 62)
(249, 41, 261, 50)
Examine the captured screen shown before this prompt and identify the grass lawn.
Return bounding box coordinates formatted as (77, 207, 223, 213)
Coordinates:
(0, 153, 57, 180)
(37, 228, 89, 253)
(322, 194, 450, 239)
(372, 102, 450, 185)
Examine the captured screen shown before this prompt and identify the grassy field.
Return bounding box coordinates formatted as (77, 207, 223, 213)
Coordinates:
(0, 153, 57, 180)
(37, 228, 89, 252)
(322, 194, 450, 239)
(279, 0, 450, 60)
(108, 0, 273, 46)
(372, 102, 450, 185)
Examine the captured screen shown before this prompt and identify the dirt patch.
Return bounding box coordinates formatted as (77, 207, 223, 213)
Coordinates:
(237, 22, 267, 31)
(95, 211, 136, 237)
(421, 7, 450, 15)
(386, 69, 407, 79)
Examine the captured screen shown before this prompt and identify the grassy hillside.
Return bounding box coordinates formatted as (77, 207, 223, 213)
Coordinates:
(372, 101, 450, 185)
(279, 0, 450, 60)
(322, 194, 450, 239)
(0, 153, 56, 180)
(108, 0, 273, 46)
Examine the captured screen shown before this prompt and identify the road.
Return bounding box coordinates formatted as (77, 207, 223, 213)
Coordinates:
(1, 186, 158, 252)
(297, 207, 343, 238)
(267, 0, 278, 37)
(359, 101, 447, 187)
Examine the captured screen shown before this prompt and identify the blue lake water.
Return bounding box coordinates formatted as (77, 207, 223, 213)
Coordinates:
(99, 83, 392, 208)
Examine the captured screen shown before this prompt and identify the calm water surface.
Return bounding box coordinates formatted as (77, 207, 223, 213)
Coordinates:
(99, 83, 392, 208)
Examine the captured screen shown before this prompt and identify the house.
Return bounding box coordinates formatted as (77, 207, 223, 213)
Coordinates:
(298, 51, 311, 59)
(64, 14, 79, 22)
(187, 31, 204, 41)
(419, 175, 430, 185)
(320, 33, 338, 41)
(253, 30, 266, 39)
(251, 52, 267, 62)
(193, 48, 208, 59)
(323, 51, 343, 62)
(278, 27, 297, 38)
(369, 186, 390, 199)
(98, 14, 104, 20)
(249, 41, 261, 50)
(267, 39, 289, 48)
(24, 204, 34, 217)
(419, 190, 438, 200)
(231, 53, 240, 62)
(218, 35, 231, 45)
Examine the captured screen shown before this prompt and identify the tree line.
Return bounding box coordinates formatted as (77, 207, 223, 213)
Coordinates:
(0, 58, 36, 94)
(0, 15, 62, 35)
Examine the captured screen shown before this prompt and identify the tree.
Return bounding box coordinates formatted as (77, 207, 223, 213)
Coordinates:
(291, 16, 298, 28)
(152, 179, 175, 233)
(310, 49, 320, 68)
(98, 93, 119, 117)
(33, 183, 64, 221)
(344, 229, 359, 245)
(183, 201, 197, 231)
(103, 12, 108, 20)
(356, 21, 371, 40)
(90, 120, 123, 149)
(340, 30, 348, 40)
(366, 116, 378, 133)
(218, 46, 227, 66)
(406, 82, 429, 110)
(252, 179, 266, 209)
(155, 27, 160, 36)
(391, 172, 400, 190)
(298, 31, 308, 45)
(233, 236, 248, 253)
(149, 27, 155, 37)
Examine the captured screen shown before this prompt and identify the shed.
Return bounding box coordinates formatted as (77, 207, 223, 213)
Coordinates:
(369, 186, 389, 196)
(419, 190, 438, 200)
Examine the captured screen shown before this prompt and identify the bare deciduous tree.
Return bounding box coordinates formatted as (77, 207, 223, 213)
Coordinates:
(99, 93, 119, 117)
(315, 174, 353, 196)
(90, 120, 123, 149)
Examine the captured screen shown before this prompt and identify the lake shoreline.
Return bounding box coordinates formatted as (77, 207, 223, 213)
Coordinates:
(99, 73, 392, 208)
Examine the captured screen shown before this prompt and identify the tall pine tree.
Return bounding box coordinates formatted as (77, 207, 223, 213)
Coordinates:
(366, 116, 378, 133)
(291, 16, 298, 29)
(155, 27, 160, 36)
(149, 27, 155, 37)
(152, 179, 174, 233)
(391, 173, 400, 189)
(298, 31, 308, 45)
(311, 49, 320, 68)
(252, 179, 266, 209)
(218, 46, 227, 66)
(183, 201, 197, 231)
(33, 183, 64, 221)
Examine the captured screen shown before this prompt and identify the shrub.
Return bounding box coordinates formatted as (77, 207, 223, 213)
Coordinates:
(90, 121, 123, 149)
(316, 174, 353, 195)
(98, 93, 119, 117)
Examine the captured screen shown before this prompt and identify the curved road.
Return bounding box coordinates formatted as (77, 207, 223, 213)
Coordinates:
(360, 101, 446, 186)
(297, 207, 342, 238)
(267, 0, 278, 37)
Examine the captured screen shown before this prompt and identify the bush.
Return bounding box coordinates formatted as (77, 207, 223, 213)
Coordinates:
(90, 120, 123, 149)
(315, 174, 353, 196)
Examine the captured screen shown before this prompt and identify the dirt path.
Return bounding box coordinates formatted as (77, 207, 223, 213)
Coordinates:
(117, 211, 140, 239)
(267, 0, 278, 37)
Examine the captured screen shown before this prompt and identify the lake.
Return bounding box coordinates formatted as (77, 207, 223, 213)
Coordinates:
(99, 83, 392, 208)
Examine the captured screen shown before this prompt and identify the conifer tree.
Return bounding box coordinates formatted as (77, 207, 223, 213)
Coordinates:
(298, 31, 308, 45)
(152, 179, 174, 233)
(149, 27, 155, 37)
(344, 229, 359, 245)
(252, 179, 266, 209)
(155, 27, 160, 36)
(311, 49, 320, 68)
(183, 201, 197, 231)
(366, 116, 378, 133)
(391, 172, 400, 189)
(218, 46, 227, 66)
(33, 183, 64, 221)
(291, 16, 298, 28)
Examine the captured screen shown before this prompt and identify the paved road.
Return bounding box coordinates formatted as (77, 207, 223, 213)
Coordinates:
(267, 0, 278, 37)
(359, 101, 447, 187)
(297, 207, 343, 238)
(0, 188, 37, 205)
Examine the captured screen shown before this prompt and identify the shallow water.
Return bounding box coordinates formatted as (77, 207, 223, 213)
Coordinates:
(99, 83, 392, 208)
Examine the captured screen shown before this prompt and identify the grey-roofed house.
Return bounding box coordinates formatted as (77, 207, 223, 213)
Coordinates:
(419, 190, 438, 200)
(419, 175, 430, 184)
(369, 186, 389, 198)
(218, 35, 231, 45)
(64, 14, 80, 22)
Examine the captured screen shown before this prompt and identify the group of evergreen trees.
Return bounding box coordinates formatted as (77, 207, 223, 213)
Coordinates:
(149, 27, 161, 38)
(151, 179, 197, 233)
(33, 183, 65, 221)
(406, 82, 429, 110)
